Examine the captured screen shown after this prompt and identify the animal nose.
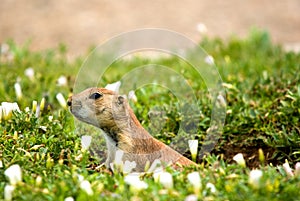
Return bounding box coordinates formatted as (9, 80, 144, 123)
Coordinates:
(67, 96, 72, 106)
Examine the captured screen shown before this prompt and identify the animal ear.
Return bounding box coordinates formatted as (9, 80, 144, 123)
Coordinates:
(117, 95, 126, 105)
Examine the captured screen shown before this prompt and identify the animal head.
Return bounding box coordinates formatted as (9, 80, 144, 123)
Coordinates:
(67, 87, 129, 129)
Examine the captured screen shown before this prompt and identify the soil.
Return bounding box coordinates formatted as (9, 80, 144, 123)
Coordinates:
(214, 144, 277, 168)
(1, 0, 300, 57)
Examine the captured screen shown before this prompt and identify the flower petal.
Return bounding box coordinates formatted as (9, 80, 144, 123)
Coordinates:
(4, 164, 22, 185)
(187, 172, 201, 190)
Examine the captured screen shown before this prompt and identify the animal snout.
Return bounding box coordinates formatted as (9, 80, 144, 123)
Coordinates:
(67, 96, 72, 106)
(67, 96, 82, 109)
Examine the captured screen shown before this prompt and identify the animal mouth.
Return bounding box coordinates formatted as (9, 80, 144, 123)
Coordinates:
(69, 103, 83, 118)
(69, 102, 81, 112)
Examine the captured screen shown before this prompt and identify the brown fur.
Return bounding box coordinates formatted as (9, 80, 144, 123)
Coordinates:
(68, 87, 197, 171)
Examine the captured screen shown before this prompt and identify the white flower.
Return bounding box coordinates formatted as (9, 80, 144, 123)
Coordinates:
(56, 93, 67, 109)
(147, 159, 162, 173)
(76, 174, 84, 183)
(4, 164, 22, 185)
(206, 182, 216, 193)
(36, 175, 42, 186)
(64, 197, 74, 201)
(80, 180, 93, 195)
(187, 172, 201, 191)
(295, 162, 300, 177)
(4, 185, 15, 201)
(196, 23, 207, 34)
(1, 102, 20, 120)
(0, 160, 3, 168)
(57, 76, 68, 86)
(153, 171, 173, 189)
(233, 153, 246, 167)
(123, 161, 137, 174)
(110, 150, 137, 174)
(188, 140, 198, 161)
(48, 115, 53, 122)
(12, 103, 19, 111)
(24, 68, 35, 80)
(105, 81, 121, 93)
(24, 107, 30, 113)
(124, 174, 148, 191)
(185, 194, 198, 201)
(216, 95, 226, 108)
(114, 150, 124, 166)
(75, 153, 83, 161)
(283, 161, 294, 178)
(81, 135, 92, 150)
(110, 150, 124, 172)
(153, 171, 161, 183)
(39, 126, 47, 132)
(14, 82, 22, 100)
(204, 55, 214, 65)
(249, 169, 263, 188)
(128, 90, 137, 102)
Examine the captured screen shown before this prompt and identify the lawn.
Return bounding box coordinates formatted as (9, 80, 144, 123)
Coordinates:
(0, 29, 300, 200)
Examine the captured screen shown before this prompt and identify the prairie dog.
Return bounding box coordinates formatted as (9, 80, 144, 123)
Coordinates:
(67, 87, 196, 171)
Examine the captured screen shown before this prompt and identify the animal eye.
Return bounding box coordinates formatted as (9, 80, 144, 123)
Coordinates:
(89, 92, 102, 100)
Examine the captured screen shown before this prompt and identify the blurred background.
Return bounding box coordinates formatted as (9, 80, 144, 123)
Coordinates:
(1, 0, 299, 57)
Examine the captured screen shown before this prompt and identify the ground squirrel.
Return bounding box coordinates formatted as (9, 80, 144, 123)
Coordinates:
(67, 87, 196, 171)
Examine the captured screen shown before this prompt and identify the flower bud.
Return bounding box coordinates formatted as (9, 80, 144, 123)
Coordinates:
(188, 140, 198, 162)
(124, 174, 148, 191)
(258, 148, 265, 164)
(81, 135, 92, 151)
(1, 102, 20, 120)
(206, 182, 216, 193)
(4, 164, 22, 185)
(187, 172, 201, 194)
(56, 93, 67, 109)
(153, 171, 173, 189)
(4, 185, 15, 201)
(32, 100, 37, 113)
(105, 81, 121, 93)
(36, 175, 42, 186)
(283, 161, 294, 178)
(249, 169, 263, 188)
(64, 197, 74, 201)
(80, 180, 93, 195)
(233, 153, 246, 167)
(40, 97, 45, 111)
(57, 76, 67, 86)
(128, 90, 137, 102)
(24, 68, 35, 81)
(204, 55, 214, 65)
(14, 82, 22, 100)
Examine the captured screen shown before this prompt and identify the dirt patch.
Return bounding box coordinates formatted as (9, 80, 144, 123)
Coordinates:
(1, 0, 300, 57)
(215, 144, 277, 168)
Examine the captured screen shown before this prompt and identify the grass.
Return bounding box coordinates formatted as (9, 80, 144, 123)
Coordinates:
(0, 29, 300, 200)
